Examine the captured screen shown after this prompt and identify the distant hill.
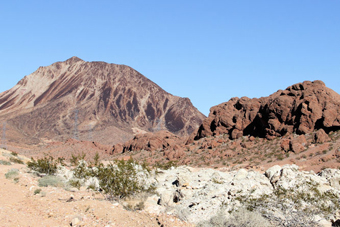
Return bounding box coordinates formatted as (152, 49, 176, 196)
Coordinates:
(0, 57, 205, 146)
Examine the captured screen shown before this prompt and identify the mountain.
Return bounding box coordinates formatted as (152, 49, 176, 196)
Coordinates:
(0, 57, 205, 146)
(190, 80, 340, 141)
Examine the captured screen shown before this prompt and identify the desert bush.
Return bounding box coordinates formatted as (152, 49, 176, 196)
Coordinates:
(34, 188, 42, 195)
(11, 151, 18, 156)
(196, 208, 271, 227)
(0, 160, 11, 165)
(122, 193, 150, 211)
(71, 157, 155, 200)
(38, 175, 65, 187)
(154, 160, 178, 170)
(97, 158, 155, 200)
(68, 179, 82, 190)
(70, 152, 86, 166)
(27, 156, 63, 175)
(243, 182, 339, 226)
(5, 168, 19, 179)
(10, 156, 24, 164)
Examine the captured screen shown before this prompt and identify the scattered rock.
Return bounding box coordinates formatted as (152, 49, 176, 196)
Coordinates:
(313, 129, 331, 144)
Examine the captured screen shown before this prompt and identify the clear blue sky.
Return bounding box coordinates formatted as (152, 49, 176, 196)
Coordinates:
(1, 1, 339, 116)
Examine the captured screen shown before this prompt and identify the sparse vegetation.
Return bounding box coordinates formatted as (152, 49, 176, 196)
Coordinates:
(97, 159, 155, 200)
(9, 156, 24, 164)
(0, 160, 11, 165)
(154, 160, 178, 170)
(38, 175, 65, 187)
(70, 152, 86, 166)
(5, 168, 19, 179)
(196, 208, 271, 227)
(34, 188, 42, 195)
(27, 155, 63, 175)
(69, 179, 82, 190)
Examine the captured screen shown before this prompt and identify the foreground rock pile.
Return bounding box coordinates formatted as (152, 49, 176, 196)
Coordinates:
(55, 160, 340, 226)
(145, 164, 340, 226)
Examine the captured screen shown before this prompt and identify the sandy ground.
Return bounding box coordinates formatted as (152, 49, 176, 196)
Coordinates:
(0, 149, 193, 227)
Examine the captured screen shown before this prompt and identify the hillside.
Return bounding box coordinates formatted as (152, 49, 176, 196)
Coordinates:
(0, 57, 205, 146)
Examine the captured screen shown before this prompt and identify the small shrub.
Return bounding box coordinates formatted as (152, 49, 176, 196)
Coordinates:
(5, 168, 19, 179)
(11, 151, 18, 156)
(277, 154, 284, 160)
(196, 208, 271, 227)
(70, 152, 86, 166)
(38, 175, 65, 187)
(97, 158, 155, 200)
(154, 160, 178, 170)
(34, 188, 42, 195)
(9, 157, 24, 164)
(212, 178, 223, 184)
(27, 156, 61, 175)
(0, 160, 11, 165)
(69, 179, 82, 190)
(322, 150, 328, 154)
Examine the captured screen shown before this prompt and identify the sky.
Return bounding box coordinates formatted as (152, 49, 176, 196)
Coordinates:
(0, 1, 339, 116)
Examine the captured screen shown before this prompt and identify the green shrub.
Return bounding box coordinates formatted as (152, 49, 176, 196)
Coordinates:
(71, 157, 155, 200)
(11, 151, 18, 156)
(70, 152, 86, 166)
(69, 179, 82, 190)
(154, 160, 178, 170)
(0, 160, 11, 165)
(97, 158, 155, 200)
(9, 157, 24, 164)
(38, 175, 65, 187)
(27, 156, 62, 175)
(5, 168, 19, 179)
(34, 188, 42, 195)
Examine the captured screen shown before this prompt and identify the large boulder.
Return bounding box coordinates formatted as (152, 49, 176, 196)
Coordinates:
(313, 128, 331, 144)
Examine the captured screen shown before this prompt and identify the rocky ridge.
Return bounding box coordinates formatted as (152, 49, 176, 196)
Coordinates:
(0, 57, 205, 146)
(190, 80, 340, 141)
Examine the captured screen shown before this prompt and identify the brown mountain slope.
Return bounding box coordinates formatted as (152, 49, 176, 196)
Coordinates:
(0, 57, 205, 146)
(190, 80, 340, 141)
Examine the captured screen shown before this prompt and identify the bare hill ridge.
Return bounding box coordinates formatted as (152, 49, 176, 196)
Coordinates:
(0, 57, 205, 146)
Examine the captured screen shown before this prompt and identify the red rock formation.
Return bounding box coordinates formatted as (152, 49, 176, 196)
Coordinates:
(112, 130, 183, 154)
(0, 57, 205, 146)
(313, 129, 331, 144)
(190, 80, 340, 141)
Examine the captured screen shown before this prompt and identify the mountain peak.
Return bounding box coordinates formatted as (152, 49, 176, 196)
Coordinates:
(65, 56, 84, 64)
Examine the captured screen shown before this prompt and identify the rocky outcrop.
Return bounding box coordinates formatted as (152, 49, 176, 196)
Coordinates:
(191, 80, 340, 141)
(112, 130, 183, 154)
(313, 129, 331, 144)
(0, 57, 205, 145)
(146, 165, 340, 225)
